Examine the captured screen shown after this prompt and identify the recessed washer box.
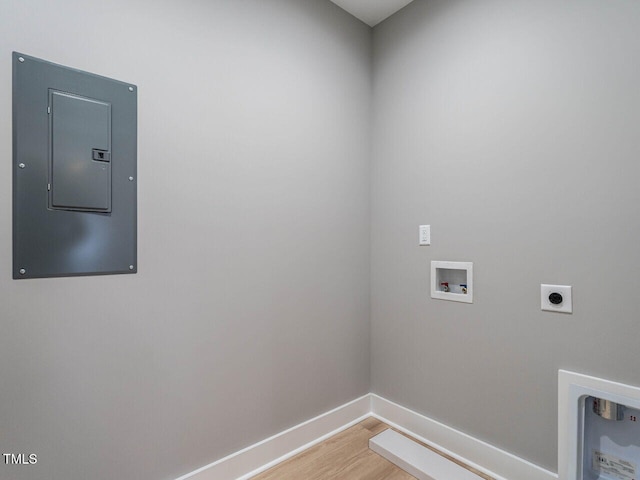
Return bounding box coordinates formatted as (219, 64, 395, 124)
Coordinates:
(431, 261, 473, 303)
(13, 52, 137, 279)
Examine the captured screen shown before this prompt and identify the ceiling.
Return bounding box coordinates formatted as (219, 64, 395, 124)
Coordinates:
(329, 0, 416, 27)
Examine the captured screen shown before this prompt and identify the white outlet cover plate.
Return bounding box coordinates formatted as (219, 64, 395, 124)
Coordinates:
(541, 284, 572, 313)
(419, 225, 430, 245)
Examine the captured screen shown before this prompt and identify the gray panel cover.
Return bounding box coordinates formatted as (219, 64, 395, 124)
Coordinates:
(13, 52, 137, 278)
(50, 90, 112, 212)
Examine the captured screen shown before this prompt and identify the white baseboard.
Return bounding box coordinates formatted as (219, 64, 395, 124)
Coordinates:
(370, 394, 558, 480)
(174, 394, 371, 480)
(174, 393, 559, 480)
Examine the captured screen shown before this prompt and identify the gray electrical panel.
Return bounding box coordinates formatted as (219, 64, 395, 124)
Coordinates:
(13, 52, 137, 279)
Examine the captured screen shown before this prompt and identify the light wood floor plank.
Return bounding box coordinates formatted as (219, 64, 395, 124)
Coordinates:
(250, 417, 495, 480)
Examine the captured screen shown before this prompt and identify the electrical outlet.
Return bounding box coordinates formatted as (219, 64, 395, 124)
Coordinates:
(541, 284, 572, 313)
(419, 225, 430, 246)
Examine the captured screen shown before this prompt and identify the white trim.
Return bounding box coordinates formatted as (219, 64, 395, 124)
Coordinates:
(558, 370, 640, 480)
(370, 394, 557, 480)
(174, 394, 371, 480)
(431, 261, 474, 303)
(175, 393, 560, 480)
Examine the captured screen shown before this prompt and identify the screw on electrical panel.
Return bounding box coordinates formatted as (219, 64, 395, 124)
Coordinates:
(18, 57, 25, 63)
(128, 176, 134, 181)
(19, 268, 26, 275)
(18, 163, 25, 169)
(128, 86, 134, 92)
(129, 265, 134, 270)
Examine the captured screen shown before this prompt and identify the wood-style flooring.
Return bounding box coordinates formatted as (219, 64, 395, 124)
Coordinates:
(250, 417, 495, 480)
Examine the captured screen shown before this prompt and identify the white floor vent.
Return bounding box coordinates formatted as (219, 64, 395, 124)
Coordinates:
(369, 428, 482, 480)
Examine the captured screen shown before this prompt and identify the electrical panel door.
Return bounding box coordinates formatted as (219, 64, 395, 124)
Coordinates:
(50, 90, 112, 212)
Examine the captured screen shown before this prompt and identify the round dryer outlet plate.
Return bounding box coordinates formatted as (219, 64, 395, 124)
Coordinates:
(541, 284, 572, 313)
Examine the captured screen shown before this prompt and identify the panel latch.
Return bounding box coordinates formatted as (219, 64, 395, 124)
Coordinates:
(92, 149, 111, 162)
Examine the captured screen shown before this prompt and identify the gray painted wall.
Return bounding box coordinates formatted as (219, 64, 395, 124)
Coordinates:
(0, 1, 371, 479)
(4, 0, 640, 478)
(371, 0, 640, 472)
